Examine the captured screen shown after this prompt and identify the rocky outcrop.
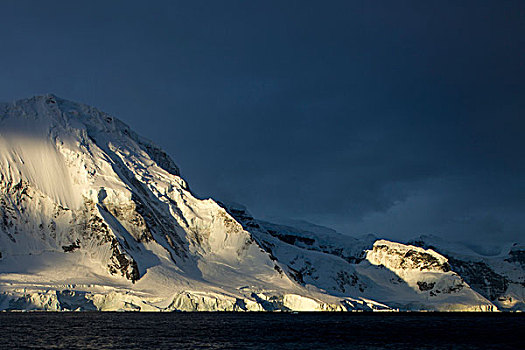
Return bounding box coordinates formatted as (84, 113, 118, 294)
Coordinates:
(409, 238, 525, 310)
(366, 240, 450, 273)
(506, 245, 525, 268)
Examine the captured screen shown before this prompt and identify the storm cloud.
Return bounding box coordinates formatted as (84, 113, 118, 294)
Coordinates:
(0, 1, 523, 243)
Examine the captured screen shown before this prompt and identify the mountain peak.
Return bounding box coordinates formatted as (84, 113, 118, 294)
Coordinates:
(2, 94, 181, 178)
(0, 95, 523, 311)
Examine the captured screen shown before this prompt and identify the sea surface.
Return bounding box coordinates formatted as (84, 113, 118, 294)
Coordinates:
(0, 312, 522, 349)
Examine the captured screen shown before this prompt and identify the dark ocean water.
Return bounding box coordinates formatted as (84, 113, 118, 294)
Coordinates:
(0, 312, 522, 349)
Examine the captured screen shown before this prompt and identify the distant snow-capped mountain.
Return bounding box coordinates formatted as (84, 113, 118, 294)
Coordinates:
(0, 95, 522, 311)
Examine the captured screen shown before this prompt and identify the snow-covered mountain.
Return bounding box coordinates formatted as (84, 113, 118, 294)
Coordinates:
(0, 95, 522, 311)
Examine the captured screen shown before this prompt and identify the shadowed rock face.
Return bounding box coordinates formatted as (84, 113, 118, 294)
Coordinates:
(409, 239, 525, 309)
(221, 205, 368, 265)
(222, 204, 516, 310)
(447, 257, 508, 301)
(506, 247, 525, 268)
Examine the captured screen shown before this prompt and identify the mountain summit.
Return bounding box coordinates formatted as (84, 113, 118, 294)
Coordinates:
(0, 95, 522, 311)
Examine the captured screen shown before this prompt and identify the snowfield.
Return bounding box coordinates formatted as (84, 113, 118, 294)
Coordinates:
(0, 95, 522, 311)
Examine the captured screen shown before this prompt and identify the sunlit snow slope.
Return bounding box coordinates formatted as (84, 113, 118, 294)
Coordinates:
(0, 95, 522, 311)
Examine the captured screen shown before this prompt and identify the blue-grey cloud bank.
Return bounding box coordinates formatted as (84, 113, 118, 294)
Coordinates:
(1, 1, 524, 243)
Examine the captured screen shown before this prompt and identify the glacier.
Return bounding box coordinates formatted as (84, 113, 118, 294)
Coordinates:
(0, 94, 522, 312)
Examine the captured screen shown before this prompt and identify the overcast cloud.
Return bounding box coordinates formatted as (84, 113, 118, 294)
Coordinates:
(0, 1, 524, 243)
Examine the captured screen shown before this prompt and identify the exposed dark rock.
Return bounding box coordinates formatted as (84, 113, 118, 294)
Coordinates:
(138, 141, 181, 177)
(409, 239, 517, 302)
(222, 204, 366, 265)
(505, 247, 525, 268)
(334, 271, 365, 293)
(447, 257, 508, 300)
(444, 282, 464, 293)
(373, 244, 451, 272)
(108, 238, 140, 283)
(103, 197, 154, 243)
(286, 266, 305, 284)
(108, 158, 187, 260)
(62, 240, 81, 252)
(417, 281, 435, 291)
(267, 230, 315, 246)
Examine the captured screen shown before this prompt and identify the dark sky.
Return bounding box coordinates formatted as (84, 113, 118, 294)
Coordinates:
(1, 1, 524, 244)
